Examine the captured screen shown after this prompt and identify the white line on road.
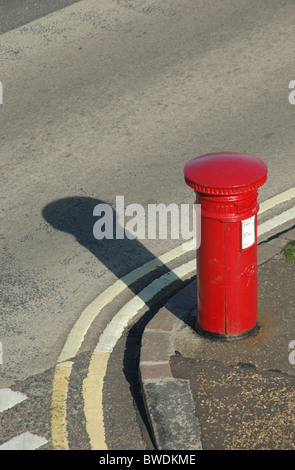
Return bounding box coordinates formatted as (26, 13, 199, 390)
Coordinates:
(0, 388, 27, 413)
(0, 432, 48, 450)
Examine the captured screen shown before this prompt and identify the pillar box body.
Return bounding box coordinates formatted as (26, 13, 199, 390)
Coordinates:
(184, 152, 267, 340)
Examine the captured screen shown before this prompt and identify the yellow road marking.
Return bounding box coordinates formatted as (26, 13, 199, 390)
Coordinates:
(51, 241, 193, 450)
(50, 187, 295, 450)
(51, 361, 73, 451)
(259, 187, 295, 215)
(83, 351, 110, 450)
(84, 259, 196, 449)
(57, 240, 193, 364)
(258, 206, 295, 237)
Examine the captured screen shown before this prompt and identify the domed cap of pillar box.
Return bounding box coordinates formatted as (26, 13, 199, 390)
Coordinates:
(184, 152, 268, 196)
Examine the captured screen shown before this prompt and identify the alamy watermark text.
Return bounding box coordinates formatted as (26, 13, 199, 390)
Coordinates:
(93, 196, 201, 246)
(288, 80, 295, 104)
(289, 340, 295, 365)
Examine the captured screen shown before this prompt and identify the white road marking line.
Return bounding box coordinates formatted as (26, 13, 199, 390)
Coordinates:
(258, 206, 295, 237)
(84, 259, 196, 449)
(0, 388, 27, 413)
(259, 187, 295, 215)
(0, 432, 48, 450)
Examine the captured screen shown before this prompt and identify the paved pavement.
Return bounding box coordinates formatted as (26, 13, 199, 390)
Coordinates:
(139, 227, 295, 450)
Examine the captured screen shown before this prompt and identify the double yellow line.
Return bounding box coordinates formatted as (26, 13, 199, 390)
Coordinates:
(51, 187, 295, 450)
(51, 240, 195, 450)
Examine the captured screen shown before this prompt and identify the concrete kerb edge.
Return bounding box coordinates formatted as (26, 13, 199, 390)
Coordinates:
(138, 227, 295, 451)
(138, 276, 201, 450)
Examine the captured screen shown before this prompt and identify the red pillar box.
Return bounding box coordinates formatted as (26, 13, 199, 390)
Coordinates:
(184, 152, 267, 340)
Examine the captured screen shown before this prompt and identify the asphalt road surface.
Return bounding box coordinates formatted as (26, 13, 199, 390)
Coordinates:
(0, 0, 295, 450)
